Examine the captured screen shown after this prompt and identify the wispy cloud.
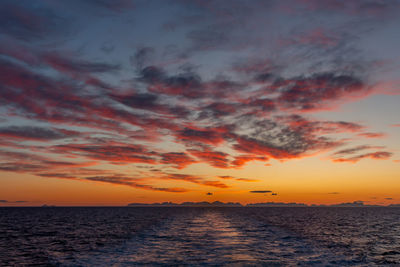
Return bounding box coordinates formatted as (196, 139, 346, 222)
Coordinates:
(0, 199, 28, 203)
(332, 151, 392, 163)
(249, 190, 272, 194)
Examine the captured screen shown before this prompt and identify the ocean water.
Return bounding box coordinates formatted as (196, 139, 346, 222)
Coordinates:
(0, 207, 399, 266)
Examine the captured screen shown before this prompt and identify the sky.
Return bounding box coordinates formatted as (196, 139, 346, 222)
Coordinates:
(0, 0, 400, 206)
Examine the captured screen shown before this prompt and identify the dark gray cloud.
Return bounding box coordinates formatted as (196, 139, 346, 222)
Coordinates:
(276, 72, 365, 111)
(177, 128, 227, 145)
(249, 190, 272, 194)
(0, 126, 78, 141)
(138, 66, 204, 98)
(114, 93, 158, 109)
(0, 199, 28, 203)
(131, 47, 155, 69)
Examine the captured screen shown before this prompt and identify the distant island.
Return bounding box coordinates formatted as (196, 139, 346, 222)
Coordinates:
(128, 201, 400, 207)
(128, 201, 242, 207)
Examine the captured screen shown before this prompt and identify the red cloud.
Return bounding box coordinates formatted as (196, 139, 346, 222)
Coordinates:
(164, 174, 229, 188)
(202, 180, 229, 188)
(188, 149, 230, 168)
(233, 136, 299, 159)
(231, 155, 269, 168)
(0, 150, 96, 173)
(279, 115, 365, 135)
(357, 132, 386, 139)
(160, 152, 197, 169)
(53, 143, 158, 164)
(85, 175, 189, 193)
(175, 126, 229, 145)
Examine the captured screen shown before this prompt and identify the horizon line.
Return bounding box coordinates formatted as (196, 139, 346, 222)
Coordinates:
(1, 201, 400, 208)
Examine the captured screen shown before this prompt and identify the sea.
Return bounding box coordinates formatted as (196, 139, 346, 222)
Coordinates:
(0, 207, 399, 266)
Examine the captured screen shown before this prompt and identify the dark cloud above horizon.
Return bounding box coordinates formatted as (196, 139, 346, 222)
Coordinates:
(0, 199, 28, 203)
(249, 190, 272, 194)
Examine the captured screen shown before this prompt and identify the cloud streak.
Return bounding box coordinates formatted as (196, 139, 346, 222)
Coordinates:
(249, 190, 272, 194)
(332, 151, 392, 163)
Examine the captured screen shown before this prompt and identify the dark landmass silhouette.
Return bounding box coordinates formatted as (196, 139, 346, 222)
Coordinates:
(247, 202, 307, 207)
(127, 200, 400, 207)
(128, 201, 242, 207)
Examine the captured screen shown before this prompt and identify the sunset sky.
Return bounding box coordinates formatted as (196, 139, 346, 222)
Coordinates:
(1, 0, 400, 206)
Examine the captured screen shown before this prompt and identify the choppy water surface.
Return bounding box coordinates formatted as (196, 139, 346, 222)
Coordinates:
(1, 207, 399, 266)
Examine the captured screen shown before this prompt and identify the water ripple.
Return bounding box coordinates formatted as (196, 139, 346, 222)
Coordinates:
(1, 207, 399, 266)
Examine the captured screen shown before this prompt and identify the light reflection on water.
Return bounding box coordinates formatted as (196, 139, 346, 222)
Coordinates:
(74, 209, 357, 266)
(1, 207, 400, 266)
